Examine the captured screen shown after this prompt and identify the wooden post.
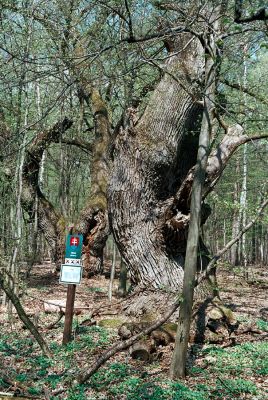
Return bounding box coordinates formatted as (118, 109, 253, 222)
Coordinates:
(62, 284, 76, 345)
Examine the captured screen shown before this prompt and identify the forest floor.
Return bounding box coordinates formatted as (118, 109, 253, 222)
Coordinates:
(0, 262, 267, 400)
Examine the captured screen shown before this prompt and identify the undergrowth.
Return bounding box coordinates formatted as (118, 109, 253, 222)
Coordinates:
(0, 322, 267, 399)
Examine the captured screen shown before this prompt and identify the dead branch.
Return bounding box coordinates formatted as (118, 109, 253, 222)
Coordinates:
(0, 268, 51, 357)
(45, 310, 64, 329)
(76, 297, 182, 384)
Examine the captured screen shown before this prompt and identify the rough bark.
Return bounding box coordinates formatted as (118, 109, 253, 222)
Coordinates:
(62, 30, 112, 274)
(108, 34, 204, 292)
(106, 1, 268, 308)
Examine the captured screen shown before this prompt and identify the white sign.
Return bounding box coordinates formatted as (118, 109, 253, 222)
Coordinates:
(59, 264, 83, 285)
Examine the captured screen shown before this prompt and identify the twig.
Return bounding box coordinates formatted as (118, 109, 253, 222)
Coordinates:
(45, 310, 64, 329)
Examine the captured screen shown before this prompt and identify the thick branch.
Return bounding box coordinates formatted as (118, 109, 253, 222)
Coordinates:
(28, 118, 73, 162)
(204, 129, 268, 197)
(22, 118, 73, 265)
(53, 137, 93, 153)
(175, 126, 268, 210)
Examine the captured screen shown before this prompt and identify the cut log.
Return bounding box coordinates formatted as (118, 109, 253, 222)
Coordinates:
(129, 340, 155, 361)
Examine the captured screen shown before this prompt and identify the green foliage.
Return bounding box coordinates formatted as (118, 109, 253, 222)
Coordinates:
(214, 378, 257, 398)
(15, 373, 27, 382)
(0, 333, 35, 357)
(88, 363, 207, 400)
(28, 386, 42, 396)
(89, 362, 131, 390)
(257, 319, 268, 332)
(202, 342, 268, 377)
(0, 325, 114, 396)
(66, 385, 88, 400)
(46, 374, 62, 389)
(0, 378, 9, 388)
(1, 323, 267, 399)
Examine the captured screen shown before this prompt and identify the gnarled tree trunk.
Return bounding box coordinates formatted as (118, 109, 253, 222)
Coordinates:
(108, 34, 204, 293)
(107, 32, 268, 303)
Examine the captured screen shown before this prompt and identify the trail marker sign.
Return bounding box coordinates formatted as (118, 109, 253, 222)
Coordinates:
(61, 233, 84, 345)
(65, 234, 83, 261)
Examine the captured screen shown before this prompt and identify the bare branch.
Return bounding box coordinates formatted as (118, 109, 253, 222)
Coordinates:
(222, 79, 268, 106)
(54, 137, 93, 153)
(196, 195, 268, 286)
(124, 0, 134, 41)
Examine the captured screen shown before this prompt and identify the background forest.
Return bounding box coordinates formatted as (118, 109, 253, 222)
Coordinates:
(0, 0, 267, 399)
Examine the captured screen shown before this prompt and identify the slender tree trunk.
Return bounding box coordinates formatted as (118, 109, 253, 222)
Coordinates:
(108, 241, 116, 302)
(6, 30, 32, 307)
(239, 143, 248, 270)
(170, 49, 216, 379)
(0, 267, 50, 356)
(230, 158, 240, 265)
(170, 3, 221, 377)
(239, 49, 248, 276)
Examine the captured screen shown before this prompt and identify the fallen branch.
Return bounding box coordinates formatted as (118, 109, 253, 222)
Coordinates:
(76, 297, 182, 384)
(45, 310, 64, 329)
(0, 267, 51, 357)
